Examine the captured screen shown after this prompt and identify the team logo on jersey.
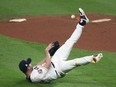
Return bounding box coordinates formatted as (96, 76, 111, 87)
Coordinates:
(38, 69, 43, 74)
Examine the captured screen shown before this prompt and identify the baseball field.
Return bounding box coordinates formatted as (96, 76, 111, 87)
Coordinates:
(0, 0, 116, 87)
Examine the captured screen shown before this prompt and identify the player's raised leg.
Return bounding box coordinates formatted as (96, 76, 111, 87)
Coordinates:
(52, 8, 89, 61)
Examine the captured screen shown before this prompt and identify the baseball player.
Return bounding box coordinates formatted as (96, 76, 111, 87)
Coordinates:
(19, 8, 103, 83)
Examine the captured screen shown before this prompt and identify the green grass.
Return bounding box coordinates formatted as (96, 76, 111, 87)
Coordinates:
(0, 0, 116, 87)
(0, 35, 116, 87)
(0, 0, 116, 19)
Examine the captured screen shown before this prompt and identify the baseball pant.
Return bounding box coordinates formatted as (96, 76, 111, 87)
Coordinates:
(52, 23, 93, 73)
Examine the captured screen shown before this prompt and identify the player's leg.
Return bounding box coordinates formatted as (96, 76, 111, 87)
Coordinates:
(52, 8, 89, 61)
(52, 24, 84, 61)
(60, 53, 103, 73)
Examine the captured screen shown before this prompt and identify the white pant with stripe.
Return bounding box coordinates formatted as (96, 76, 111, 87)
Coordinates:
(51, 23, 93, 73)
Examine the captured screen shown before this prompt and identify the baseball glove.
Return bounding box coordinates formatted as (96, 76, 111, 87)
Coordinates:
(49, 41, 60, 56)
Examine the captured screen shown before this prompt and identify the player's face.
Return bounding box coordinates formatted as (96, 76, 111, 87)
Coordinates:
(28, 64, 33, 70)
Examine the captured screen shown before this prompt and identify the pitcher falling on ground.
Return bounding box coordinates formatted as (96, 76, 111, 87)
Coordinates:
(19, 8, 103, 83)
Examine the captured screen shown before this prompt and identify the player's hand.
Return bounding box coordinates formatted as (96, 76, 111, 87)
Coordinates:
(45, 43, 54, 52)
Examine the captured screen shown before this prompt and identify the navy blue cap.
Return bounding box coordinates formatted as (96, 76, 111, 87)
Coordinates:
(19, 58, 32, 74)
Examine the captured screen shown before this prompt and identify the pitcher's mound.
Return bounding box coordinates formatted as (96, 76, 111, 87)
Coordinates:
(0, 14, 116, 52)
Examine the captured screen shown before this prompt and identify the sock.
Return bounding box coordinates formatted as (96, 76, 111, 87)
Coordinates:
(79, 20, 86, 26)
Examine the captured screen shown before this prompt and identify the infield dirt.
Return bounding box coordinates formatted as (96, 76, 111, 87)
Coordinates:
(0, 14, 116, 52)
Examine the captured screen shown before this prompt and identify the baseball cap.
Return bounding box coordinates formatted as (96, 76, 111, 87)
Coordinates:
(19, 58, 32, 74)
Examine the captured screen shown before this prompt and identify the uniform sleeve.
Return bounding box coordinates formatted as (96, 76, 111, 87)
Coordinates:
(30, 67, 48, 83)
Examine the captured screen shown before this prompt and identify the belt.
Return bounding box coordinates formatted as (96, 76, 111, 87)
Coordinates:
(51, 62, 66, 78)
(51, 62, 60, 77)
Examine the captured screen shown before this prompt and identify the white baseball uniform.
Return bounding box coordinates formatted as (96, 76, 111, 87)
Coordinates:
(30, 23, 94, 83)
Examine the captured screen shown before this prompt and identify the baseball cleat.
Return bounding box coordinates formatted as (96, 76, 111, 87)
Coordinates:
(91, 53, 103, 63)
(79, 8, 89, 25)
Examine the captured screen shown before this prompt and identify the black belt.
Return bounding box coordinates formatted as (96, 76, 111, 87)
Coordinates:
(51, 62, 59, 77)
(51, 62, 66, 78)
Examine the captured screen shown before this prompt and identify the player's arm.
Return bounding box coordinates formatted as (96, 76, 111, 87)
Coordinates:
(43, 43, 53, 69)
(37, 43, 54, 69)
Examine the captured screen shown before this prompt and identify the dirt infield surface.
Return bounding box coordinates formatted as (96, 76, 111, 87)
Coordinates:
(0, 14, 116, 52)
